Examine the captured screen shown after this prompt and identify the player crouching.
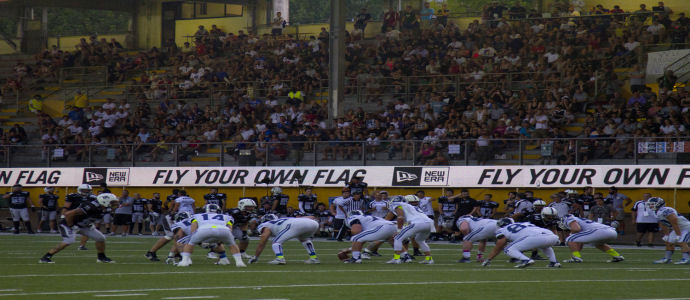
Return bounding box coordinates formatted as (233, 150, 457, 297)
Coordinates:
(337, 210, 397, 263)
(555, 213, 624, 263)
(176, 204, 246, 267)
(482, 218, 561, 268)
(249, 214, 320, 265)
(647, 197, 690, 264)
(39, 193, 119, 264)
(385, 195, 434, 264)
(456, 215, 497, 263)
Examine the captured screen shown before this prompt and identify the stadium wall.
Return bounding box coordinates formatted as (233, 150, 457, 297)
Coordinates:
(0, 166, 687, 213)
(582, 0, 690, 15)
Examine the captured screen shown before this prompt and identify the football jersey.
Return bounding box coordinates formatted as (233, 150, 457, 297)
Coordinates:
(418, 196, 434, 216)
(562, 214, 611, 231)
(132, 198, 148, 213)
(227, 208, 253, 225)
(298, 194, 317, 214)
(513, 199, 534, 216)
(192, 212, 234, 229)
(171, 218, 193, 236)
(40, 193, 59, 211)
(61, 199, 103, 228)
(317, 210, 333, 224)
(547, 201, 571, 218)
(346, 215, 394, 229)
(369, 200, 389, 218)
(456, 215, 497, 231)
(479, 200, 499, 218)
(348, 182, 368, 195)
(257, 217, 313, 236)
(175, 196, 196, 214)
(656, 207, 690, 230)
(149, 198, 163, 214)
(165, 194, 178, 210)
(64, 193, 96, 210)
(388, 202, 432, 224)
(204, 193, 227, 206)
(438, 196, 457, 217)
(332, 196, 350, 219)
(8, 191, 30, 209)
(527, 213, 556, 228)
(495, 222, 553, 241)
(270, 194, 290, 214)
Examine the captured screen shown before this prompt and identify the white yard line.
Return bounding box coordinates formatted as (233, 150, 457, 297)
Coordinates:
(93, 293, 148, 297)
(161, 296, 219, 299)
(2, 278, 690, 297)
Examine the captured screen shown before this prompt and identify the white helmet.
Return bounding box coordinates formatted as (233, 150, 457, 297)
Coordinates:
(564, 189, 577, 195)
(96, 193, 118, 207)
(271, 187, 282, 195)
(533, 200, 547, 206)
(404, 194, 419, 203)
(238, 198, 257, 211)
(44, 186, 55, 193)
(540, 207, 558, 220)
(610, 220, 620, 229)
(77, 184, 92, 195)
(204, 203, 221, 213)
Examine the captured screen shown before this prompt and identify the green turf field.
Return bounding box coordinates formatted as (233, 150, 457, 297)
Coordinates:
(0, 234, 688, 300)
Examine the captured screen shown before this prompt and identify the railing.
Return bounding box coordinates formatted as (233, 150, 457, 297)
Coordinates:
(2, 136, 686, 168)
(59, 66, 109, 88)
(664, 51, 690, 84)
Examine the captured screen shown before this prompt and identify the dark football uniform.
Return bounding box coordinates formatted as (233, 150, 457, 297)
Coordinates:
(478, 200, 499, 219)
(227, 208, 254, 226)
(204, 192, 227, 207)
(40, 193, 59, 212)
(527, 212, 557, 229)
(348, 182, 368, 196)
(270, 194, 290, 215)
(64, 193, 97, 211)
(8, 191, 30, 209)
(298, 194, 317, 215)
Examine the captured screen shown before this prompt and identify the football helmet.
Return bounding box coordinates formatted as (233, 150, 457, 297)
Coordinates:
(204, 204, 222, 213)
(238, 198, 257, 212)
(175, 211, 192, 222)
(646, 197, 665, 211)
(497, 217, 514, 228)
(261, 214, 278, 223)
(348, 210, 364, 217)
(540, 207, 558, 221)
(390, 195, 406, 204)
(96, 193, 118, 207)
(405, 195, 419, 203)
(533, 200, 547, 207)
(271, 187, 283, 195)
(44, 186, 55, 193)
(610, 220, 620, 229)
(77, 184, 92, 195)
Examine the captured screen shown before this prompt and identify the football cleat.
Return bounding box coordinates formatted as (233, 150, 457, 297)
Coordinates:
(97, 257, 115, 263)
(531, 254, 546, 260)
(457, 258, 472, 263)
(216, 257, 230, 265)
(343, 258, 362, 264)
(419, 259, 434, 264)
(608, 256, 624, 263)
(515, 259, 535, 268)
(547, 262, 561, 268)
(39, 257, 54, 264)
(360, 253, 371, 260)
(235, 260, 247, 268)
(653, 258, 672, 264)
(364, 249, 381, 257)
(401, 254, 414, 263)
(268, 258, 286, 265)
(145, 252, 160, 262)
(674, 258, 690, 265)
(563, 257, 583, 263)
(207, 251, 219, 259)
(241, 252, 252, 259)
(176, 259, 192, 267)
(386, 258, 402, 264)
(78, 245, 88, 251)
(165, 256, 178, 265)
(304, 258, 321, 264)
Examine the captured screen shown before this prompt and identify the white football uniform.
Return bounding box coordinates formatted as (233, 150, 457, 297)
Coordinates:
(495, 222, 559, 260)
(656, 207, 690, 243)
(175, 196, 196, 214)
(332, 197, 349, 219)
(187, 213, 236, 246)
(346, 215, 397, 243)
(368, 200, 389, 218)
(389, 202, 433, 244)
(563, 214, 617, 244)
(171, 218, 194, 244)
(456, 216, 497, 242)
(258, 217, 319, 244)
(418, 196, 434, 217)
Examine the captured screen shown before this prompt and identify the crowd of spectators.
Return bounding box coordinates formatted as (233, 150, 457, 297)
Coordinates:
(5, 1, 690, 165)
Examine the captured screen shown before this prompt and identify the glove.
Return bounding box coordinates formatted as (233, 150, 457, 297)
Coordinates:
(481, 259, 491, 267)
(249, 256, 259, 264)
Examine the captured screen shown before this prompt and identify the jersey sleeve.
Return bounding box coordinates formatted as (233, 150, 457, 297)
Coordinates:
(658, 207, 676, 218)
(78, 201, 99, 215)
(631, 201, 640, 211)
(495, 228, 506, 239)
(219, 193, 227, 201)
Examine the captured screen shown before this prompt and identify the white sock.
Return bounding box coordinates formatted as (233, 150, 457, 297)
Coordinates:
(232, 253, 242, 263)
(352, 251, 361, 259)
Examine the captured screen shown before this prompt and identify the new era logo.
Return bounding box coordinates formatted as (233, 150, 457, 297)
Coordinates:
(84, 172, 104, 182)
(396, 171, 418, 182)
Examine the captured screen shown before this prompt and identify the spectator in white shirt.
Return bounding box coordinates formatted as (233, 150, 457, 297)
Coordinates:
(68, 123, 83, 136)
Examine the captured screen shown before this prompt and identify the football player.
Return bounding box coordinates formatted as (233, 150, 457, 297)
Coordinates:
(554, 213, 624, 263)
(227, 199, 258, 259)
(435, 189, 457, 240)
(368, 191, 389, 218)
(456, 215, 497, 263)
(385, 195, 434, 264)
(298, 187, 318, 215)
(148, 192, 164, 235)
(416, 190, 435, 221)
(647, 197, 690, 264)
(176, 204, 246, 267)
(315, 203, 334, 237)
(330, 187, 351, 241)
(38, 187, 59, 233)
(269, 187, 290, 216)
(204, 188, 227, 211)
(39, 193, 118, 264)
(64, 184, 97, 250)
(171, 190, 195, 215)
(130, 193, 148, 235)
(339, 210, 397, 264)
(164, 189, 180, 213)
(249, 214, 320, 265)
(4, 184, 35, 234)
(511, 194, 534, 222)
(482, 218, 561, 268)
(478, 194, 499, 219)
(146, 210, 187, 262)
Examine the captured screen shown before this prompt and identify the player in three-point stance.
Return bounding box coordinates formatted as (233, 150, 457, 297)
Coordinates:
(551, 213, 624, 263)
(647, 197, 690, 264)
(337, 210, 397, 263)
(456, 215, 497, 263)
(482, 218, 561, 268)
(385, 195, 434, 264)
(249, 214, 320, 265)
